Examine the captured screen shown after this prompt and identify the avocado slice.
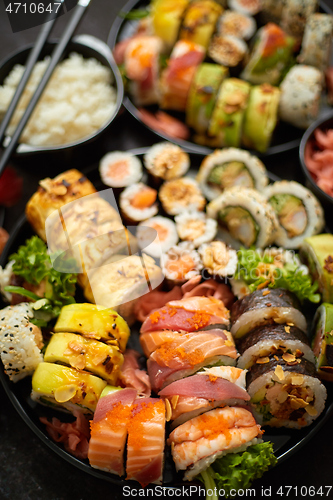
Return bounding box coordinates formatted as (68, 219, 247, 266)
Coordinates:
(269, 194, 307, 238)
(312, 303, 333, 382)
(300, 234, 333, 303)
(218, 206, 259, 247)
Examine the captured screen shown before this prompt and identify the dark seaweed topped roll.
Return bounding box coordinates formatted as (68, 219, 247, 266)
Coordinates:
(231, 288, 307, 339)
(247, 356, 327, 428)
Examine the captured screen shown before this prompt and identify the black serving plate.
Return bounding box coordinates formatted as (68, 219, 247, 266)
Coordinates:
(1, 151, 333, 488)
(108, 0, 333, 158)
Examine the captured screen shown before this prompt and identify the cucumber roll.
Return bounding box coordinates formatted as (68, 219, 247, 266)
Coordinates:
(237, 324, 316, 369)
(218, 10, 256, 40)
(231, 288, 307, 339)
(151, 0, 190, 51)
(207, 187, 278, 248)
(186, 63, 229, 134)
(264, 181, 325, 249)
(247, 357, 327, 428)
(241, 23, 295, 85)
(298, 14, 333, 73)
(207, 78, 250, 148)
(242, 83, 280, 153)
(31, 362, 107, 414)
(312, 303, 333, 381)
(197, 148, 268, 201)
(179, 0, 223, 50)
(280, 0, 318, 45)
(278, 65, 323, 129)
(300, 234, 333, 303)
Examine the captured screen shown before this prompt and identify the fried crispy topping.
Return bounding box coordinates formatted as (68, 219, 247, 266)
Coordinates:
(256, 356, 270, 364)
(274, 365, 285, 381)
(165, 398, 172, 422)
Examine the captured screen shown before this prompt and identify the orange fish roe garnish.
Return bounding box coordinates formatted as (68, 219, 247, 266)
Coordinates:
(186, 311, 211, 330)
(150, 311, 161, 324)
(90, 402, 132, 433)
(127, 400, 164, 448)
(156, 341, 205, 367)
(208, 374, 218, 383)
(196, 412, 232, 443)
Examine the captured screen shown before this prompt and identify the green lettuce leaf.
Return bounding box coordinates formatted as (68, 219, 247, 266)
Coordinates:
(235, 247, 320, 303)
(198, 442, 277, 499)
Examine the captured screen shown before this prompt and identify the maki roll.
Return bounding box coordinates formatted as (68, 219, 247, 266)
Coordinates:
(198, 240, 238, 278)
(175, 210, 217, 247)
(162, 242, 202, 285)
(281, 0, 318, 44)
(99, 151, 142, 188)
(159, 177, 206, 215)
(151, 0, 190, 51)
(312, 303, 333, 381)
(237, 323, 316, 369)
(207, 78, 250, 148)
(31, 362, 107, 414)
(300, 233, 333, 303)
(137, 216, 179, 257)
(0, 303, 43, 382)
(218, 10, 256, 40)
(179, 0, 223, 50)
(208, 35, 248, 67)
(186, 63, 229, 135)
(196, 148, 268, 201)
(231, 288, 307, 339)
(247, 357, 327, 428)
(278, 65, 323, 129)
(120, 183, 158, 223)
(160, 40, 205, 112)
(159, 366, 250, 428)
(264, 180, 325, 249)
(124, 35, 164, 106)
(241, 23, 295, 85)
(228, 0, 262, 16)
(298, 14, 333, 73)
(242, 83, 280, 153)
(143, 142, 190, 181)
(207, 187, 278, 248)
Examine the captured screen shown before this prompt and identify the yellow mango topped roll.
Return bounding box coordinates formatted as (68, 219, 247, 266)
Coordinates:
(31, 362, 107, 414)
(151, 0, 190, 51)
(44, 332, 124, 385)
(54, 303, 130, 352)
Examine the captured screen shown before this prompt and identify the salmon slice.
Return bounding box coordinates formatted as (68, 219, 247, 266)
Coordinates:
(88, 388, 137, 475)
(126, 398, 166, 487)
(140, 330, 182, 357)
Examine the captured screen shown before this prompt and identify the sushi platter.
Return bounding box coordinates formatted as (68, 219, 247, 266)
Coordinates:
(108, 0, 333, 157)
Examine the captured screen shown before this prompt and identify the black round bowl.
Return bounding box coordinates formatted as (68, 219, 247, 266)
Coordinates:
(299, 111, 333, 219)
(0, 34, 124, 169)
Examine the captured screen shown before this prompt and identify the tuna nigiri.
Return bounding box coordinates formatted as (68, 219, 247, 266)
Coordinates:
(127, 398, 166, 487)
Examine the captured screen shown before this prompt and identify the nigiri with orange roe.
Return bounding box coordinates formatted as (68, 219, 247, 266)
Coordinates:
(120, 183, 158, 223)
(99, 151, 142, 188)
(162, 242, 202, 286)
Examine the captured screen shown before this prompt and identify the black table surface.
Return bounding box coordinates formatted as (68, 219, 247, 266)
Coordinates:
(1, 1, 333, 499)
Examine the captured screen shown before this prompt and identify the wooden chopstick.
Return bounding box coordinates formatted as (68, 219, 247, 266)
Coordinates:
(0, 0, 91, 178)
(0, 2, 65, 146)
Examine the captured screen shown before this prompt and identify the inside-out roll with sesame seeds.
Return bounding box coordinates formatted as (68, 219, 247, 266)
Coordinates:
(161, 242, 202, 285)
(119, 183, 158, 223)
(99, 151, 143, 188)
(237, 323, 316, 370)
(175, 210, 217, 248)
(298, 14, 333, 73)
(159, 178, 206, 216)
(197, 148, 268, 201)
(247, 357, 327, 428)
(144, 142, 190, 182)
(264, 180, 325, 249)
(0, 303, 44, 382)
(137, 216, 179, 258)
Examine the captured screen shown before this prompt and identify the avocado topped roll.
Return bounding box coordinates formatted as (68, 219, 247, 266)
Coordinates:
(179, 0, 223, 50)
(207, 187, 278, 248)
(207, 78, 250, 148)
(242, 84, 280, 153)
(151, 0, 190, 51)
(241, 23, 295, 85)
(186, 63, 229, 135)
(231, 288, 307, 339)
(298, 14, 333, 73)
(197, 148, 268, 201)
(264, 181, 325, 249)
(312, 303, 333, 381)
(300, 234, 333, 303)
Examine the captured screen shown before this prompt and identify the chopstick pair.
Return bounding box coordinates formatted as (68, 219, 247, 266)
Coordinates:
(0, 0, 91, 178)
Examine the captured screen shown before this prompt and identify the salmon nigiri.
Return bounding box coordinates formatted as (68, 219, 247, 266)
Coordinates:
(126, 398, 166, 487)
(88, 388, 136, 475)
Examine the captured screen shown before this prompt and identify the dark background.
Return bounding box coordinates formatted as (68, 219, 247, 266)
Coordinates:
(1, 1, 333, 499)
